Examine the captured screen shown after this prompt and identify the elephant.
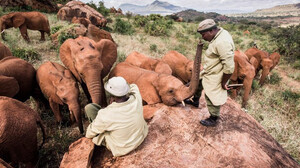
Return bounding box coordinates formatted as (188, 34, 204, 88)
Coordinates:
(269, 52, 280, 71)
(245, 47, 273, 85)
(71, 16, 91, 28)
(162, 50, 194, 84)
(0, 56, 37, 102)
(0, 96, 46, 168)
(109, 42, 202, 108)
(36, 61, 83, 133)
(125, 51, 172, 74)
(60, 36, 117, 107)
(86, 24, 115, 43)
(230, 50, 256, 108)
(0, 41, 12, 60)
(0, 11, 50, 42)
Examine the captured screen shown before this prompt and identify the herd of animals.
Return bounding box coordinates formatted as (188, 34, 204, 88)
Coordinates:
(0, 8, 281, 167)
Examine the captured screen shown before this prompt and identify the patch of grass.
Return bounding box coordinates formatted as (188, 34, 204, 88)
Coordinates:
(116, 51, 126, 63)
(150, 44, 157, 52)
(11, 48, 41, 62)
(267, 72, 282, 85)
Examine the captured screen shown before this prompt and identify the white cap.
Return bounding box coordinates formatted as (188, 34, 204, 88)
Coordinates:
(104, 77, 130, 97)
(197, 19, 216, 33)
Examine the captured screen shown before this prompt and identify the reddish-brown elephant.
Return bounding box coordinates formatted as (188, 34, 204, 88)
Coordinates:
(125, 51, 172, 74)
(0, 96, 46, 168)
(0, 41, 12, 60)
(269, 52, 281, 71)
(109, 42, 202, 118)
(245, 47, 273, 85)
(0, 11, 50, 42)
(230, 50, 256, 108)
(162, 50, 194, 84)
(36, 61, 83, 133)
(60, 36, 117, 107)
(0, 56, 37, 102)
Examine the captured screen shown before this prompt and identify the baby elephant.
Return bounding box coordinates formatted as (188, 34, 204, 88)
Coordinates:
(0, 96, 46, 168)
(36, 61, 83, 133)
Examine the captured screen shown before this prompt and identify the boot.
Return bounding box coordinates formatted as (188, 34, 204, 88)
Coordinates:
(184, 96, 199, 107)
(200, 115, 219, 127)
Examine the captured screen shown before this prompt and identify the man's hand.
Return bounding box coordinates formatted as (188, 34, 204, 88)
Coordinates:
(221, 73, 232, 90)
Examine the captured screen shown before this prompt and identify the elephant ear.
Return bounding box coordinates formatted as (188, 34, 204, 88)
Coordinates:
(50, 73, 64, 105)
(95, 39, 117, 77)
(261, 58, 273, 69)
(0, 75, 19, 97)
(59, 39, 82, 83)
(12, 13, 25, 28)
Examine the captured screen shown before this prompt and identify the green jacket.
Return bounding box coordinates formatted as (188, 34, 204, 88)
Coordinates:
(200, 28, 235, 105)
(86, 84, 148, 157)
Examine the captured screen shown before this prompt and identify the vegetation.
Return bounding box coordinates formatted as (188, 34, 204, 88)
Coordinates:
(0, 4, 299, 167)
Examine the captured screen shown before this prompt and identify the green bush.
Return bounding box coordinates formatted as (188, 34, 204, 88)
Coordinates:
(150, 44, 157, 52)
(270, 25, 300, 62)
(133, 15, 149, 27)
(12, 48, 40, 62)
(148, 14, 163, 21)
(86, 1, 110, 17)
(51, 25, 63, 35)
(144, 19, 173, 36)
(113, 18, 134, 35)
(58, 31, 78, 46)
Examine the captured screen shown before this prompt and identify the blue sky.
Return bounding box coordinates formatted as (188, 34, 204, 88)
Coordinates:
(80, 0, 300, 13)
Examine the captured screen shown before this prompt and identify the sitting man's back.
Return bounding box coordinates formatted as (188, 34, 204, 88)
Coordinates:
(85, 76, 148, 156)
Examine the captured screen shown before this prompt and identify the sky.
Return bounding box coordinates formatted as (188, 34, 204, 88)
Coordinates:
(80, 0, 300, 13)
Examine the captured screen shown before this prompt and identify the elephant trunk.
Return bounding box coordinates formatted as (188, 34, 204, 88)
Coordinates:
(259, 68, 270, 85)
(181, 42, 203, 99)
(68, 103, 83, 134)
(85, 71, 107, 106)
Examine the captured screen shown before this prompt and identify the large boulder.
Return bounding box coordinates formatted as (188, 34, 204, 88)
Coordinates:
(0, 0, 58, 12)
(57, 1, 107, 28)
(61, 98, 300, 168)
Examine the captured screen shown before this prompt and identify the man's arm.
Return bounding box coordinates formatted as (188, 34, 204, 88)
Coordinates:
(221, 73, 232, 90)
(86, 115, 106, 139)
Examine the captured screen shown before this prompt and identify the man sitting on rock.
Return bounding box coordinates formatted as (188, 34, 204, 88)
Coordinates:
(85, 76, 148, 157)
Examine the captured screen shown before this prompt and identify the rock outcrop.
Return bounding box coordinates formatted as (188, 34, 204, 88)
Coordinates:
(61, 98, 300, 168)
(0, 0, 58, 12)
(57, 1, 107, 28)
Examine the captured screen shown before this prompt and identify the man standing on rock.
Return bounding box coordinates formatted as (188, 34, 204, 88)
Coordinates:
(185, 19, 235, 127)
(85, 76, 148, 156)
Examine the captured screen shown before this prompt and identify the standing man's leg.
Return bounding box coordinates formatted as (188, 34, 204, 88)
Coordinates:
(85, 103, 102, 123)
(200, 95, 220, 127)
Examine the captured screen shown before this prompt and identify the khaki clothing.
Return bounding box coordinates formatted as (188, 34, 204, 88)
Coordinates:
(85, 84, 148, 157)
(200, 27, 235, 106)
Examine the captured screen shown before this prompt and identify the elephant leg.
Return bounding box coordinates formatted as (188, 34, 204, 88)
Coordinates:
(81, 83, 92, 103)
(242, 77, 253, 108)
(69, 111, 75, 123)
(230, 80, 238, 99)
(19, 25, 30, 42)
(39, 30, 45, 41)
(49, 98, 63, 123)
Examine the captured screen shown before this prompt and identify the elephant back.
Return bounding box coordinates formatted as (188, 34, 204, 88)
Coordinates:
(0, 41, 12, 60)
(0, 96, 40, 164)
(0, 56, 36, 101)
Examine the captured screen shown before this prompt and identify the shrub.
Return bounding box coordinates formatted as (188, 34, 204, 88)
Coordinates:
(144, 19, 173, 36)
(150, 44, 157, 52)
(58, 31, 78, 46)
(51, 25, 63, 35)
(86, 1, 110, 17)
(113, 18, 134, 35)
(11, 48, 40, 62)
(270, 25, 300, 62)
(133, 15, 149, 27)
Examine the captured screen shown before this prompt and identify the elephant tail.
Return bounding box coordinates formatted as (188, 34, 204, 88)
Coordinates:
(37, 117, 47, 150)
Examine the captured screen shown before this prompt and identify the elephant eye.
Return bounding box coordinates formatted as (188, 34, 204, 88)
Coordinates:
(80, 47, 84, 51)
(89, 43, 95, 49)
(62, 98, 67, 102)
(168, 89, 174, 94)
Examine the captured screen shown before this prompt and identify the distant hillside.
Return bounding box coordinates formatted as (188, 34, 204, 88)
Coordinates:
(227, 3, 300, 17)
(173, 9, 229, 22)
(119, 0, 186, 15)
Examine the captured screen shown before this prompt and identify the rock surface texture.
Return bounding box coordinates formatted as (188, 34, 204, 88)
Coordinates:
(61, 98, 300, 168)
(57, 1, 107, 28)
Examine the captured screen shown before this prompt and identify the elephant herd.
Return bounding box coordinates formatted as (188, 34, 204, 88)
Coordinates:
(0, 10, 281, 167)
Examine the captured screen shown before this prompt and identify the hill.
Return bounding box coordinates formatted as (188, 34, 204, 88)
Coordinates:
(227, 3, 300, 17)
(172, 9, 229, 22)
(119, 0, 186, 15)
